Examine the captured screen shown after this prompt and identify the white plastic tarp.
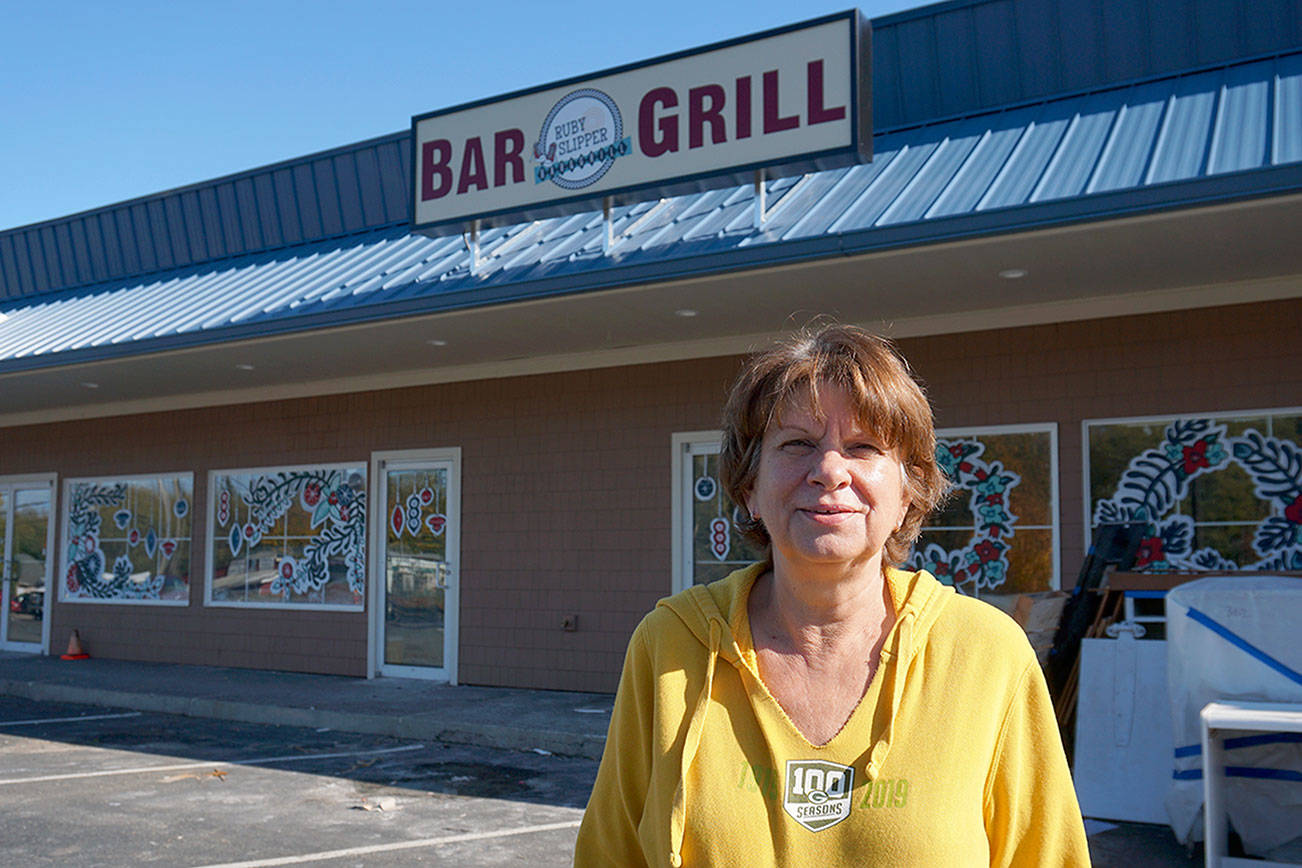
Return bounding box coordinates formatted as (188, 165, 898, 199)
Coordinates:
(1073, 636, 1174, 824)
(1165, 576, 1302, 856)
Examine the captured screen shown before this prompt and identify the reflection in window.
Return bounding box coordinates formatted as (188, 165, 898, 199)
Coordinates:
(383, 467, 450, 668)
(209, 465, 366, 607)
(681, 437, 765, 587)
(63, 474, 193, 603)
(909, 426, 1058, 596)
(1088, 411, 1302, 571)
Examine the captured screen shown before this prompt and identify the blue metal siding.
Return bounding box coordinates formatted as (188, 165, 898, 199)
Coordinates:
(1100, 1, 1150, 83)
(253, 173, 283, 250)
(313, 158, 344, 237)
(972, 1, 1020, 106)
(1057, 2, 1105, 86)
(214, 183, 240, 256)
(1147, 0, 1197, 71)
(870, 0, 1302, 129)
(0, 235, 19, 299)
(896, 16, 945, 124)
(73, 219, 97, 284)
(1011, 0, 1064, 101)
(291, 164, 322, 240)
(1193, 0, 1241, 65)
(53, 222, 78, 286)
(333, 152, 366, 234)
(1245, 0, 1295, 56)
(234, 177, 262, 251)
(871, 23, 905, 137)
(0, 133, 413, 302)
(82, 212, 106, 281)
(197, 187, 224, 260)
(129, 204, 156, 274)
(99, 210, 124, 277)
(162, 196, 190, 267)
(356, 148, 386, 227)
(177, 190, 205, 263)
(272, 169, 301, 246)
(32, 228, 56, 294)
(934, 9, 979, 117)
(145, 199, 172, 271)
(378, 139, 409, 224)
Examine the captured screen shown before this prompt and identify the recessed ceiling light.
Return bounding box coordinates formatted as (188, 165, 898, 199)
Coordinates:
(674, 308, 698, 317)
(998, 268, 1028, 279)
(426, 339, 448, 346)
(81, 381, 99, 389)
(235, 363, 255, 371)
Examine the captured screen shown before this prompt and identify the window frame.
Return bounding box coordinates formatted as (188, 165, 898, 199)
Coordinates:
(672, 430, 739, 595)
(204, 461, 367, 612)
(921, 422, 1061, 593)
(367, 447, 462, 682)
(59, 471, 195, 607)
(1081, 406, 1302, 559)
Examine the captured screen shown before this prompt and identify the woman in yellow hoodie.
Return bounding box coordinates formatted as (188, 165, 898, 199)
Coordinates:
(574, 325, 1090, 866)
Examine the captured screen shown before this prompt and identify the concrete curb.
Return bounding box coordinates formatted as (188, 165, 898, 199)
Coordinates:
(0, 677, 607, 760)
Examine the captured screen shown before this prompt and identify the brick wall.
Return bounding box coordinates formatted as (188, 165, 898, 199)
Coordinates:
(2, 297, 1298, 691)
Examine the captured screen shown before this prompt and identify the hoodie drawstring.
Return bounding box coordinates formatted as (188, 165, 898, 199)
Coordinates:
(668, 617, 721, 867)
(867, 611, 913, 781)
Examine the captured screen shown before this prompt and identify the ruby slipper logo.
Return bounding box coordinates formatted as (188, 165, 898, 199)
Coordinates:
(533, 88, 631, 190)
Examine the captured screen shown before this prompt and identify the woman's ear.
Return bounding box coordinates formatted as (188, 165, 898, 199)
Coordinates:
(896, 461, 912, 531)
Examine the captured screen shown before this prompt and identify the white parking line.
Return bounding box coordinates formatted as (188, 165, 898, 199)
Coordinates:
(191, 819, 584, 867)
(0, 711, 143, 727)
(0, 742, 424, 786)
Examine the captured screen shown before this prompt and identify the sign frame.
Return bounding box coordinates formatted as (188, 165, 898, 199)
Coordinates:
(410, 10, 871, 236)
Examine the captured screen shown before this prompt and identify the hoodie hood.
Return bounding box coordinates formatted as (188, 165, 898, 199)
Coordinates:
(656, 563, 954, 866)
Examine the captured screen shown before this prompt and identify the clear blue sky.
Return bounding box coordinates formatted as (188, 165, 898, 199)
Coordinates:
(0, 1, 920, 231)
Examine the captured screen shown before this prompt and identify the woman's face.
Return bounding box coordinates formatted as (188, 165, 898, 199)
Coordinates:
(747, 384, 910, 578)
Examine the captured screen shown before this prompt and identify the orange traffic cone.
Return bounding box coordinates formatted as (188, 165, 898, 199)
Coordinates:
(60, 629, 90, 660)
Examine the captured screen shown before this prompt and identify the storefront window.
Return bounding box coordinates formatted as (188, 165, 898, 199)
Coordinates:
(908, 425, 1059, 596)
(1088, 411, 1302, 571)
(61, 474, 193, 604)
(674, 434, 764, 591)
(207, 464, 366, 608)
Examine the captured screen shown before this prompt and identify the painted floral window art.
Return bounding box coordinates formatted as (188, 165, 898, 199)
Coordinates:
(1090, 413, 1302, 571)
(209, 465, 366, 606)
(63, 474, 193, 602)
(908, 428, 1057, 596)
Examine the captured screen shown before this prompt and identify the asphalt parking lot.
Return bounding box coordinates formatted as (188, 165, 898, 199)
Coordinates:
(0, 687, 1199, 867)
(0, 695, 597, 867)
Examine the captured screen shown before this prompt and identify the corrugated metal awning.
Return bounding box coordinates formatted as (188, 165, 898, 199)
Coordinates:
(2, 51, 1299, 373)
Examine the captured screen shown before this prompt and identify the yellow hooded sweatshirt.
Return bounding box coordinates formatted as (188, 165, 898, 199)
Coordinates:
(573, 564, 1090, 867)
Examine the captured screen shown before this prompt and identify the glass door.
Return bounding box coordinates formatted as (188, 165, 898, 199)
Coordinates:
(371, 450, 460, 681)
(1, 477, 55, 652)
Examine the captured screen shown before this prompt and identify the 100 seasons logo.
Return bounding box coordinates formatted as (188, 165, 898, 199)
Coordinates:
(783, 760, 854, 832)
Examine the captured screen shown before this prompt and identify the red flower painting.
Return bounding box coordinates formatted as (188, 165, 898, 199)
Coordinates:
(1134, 536, 1165, 567)
(1181, 440, 1212, 474)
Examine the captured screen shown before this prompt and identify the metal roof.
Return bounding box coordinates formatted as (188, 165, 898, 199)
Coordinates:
(2, 51, 1300, 373)
(5, 0, 1301, 304)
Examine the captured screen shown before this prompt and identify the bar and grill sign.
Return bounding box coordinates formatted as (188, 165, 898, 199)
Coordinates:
(411, 11, 871, 235)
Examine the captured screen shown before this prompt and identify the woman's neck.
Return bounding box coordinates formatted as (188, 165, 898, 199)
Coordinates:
(748, 560, 894, 658)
